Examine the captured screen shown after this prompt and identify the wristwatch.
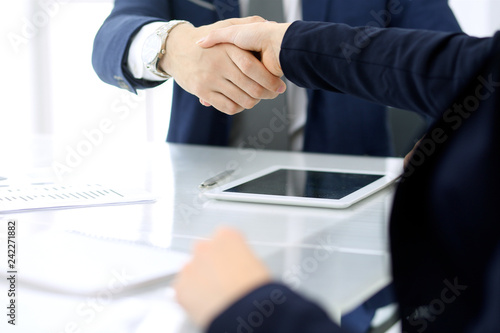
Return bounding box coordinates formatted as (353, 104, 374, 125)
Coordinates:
(141, 20, 189, 79)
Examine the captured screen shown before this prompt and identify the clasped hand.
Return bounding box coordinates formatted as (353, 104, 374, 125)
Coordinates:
(170, 19, 290, 329)
(161, 16, 288, 115)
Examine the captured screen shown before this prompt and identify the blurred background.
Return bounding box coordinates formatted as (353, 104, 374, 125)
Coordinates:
(1, 0, 499, 178)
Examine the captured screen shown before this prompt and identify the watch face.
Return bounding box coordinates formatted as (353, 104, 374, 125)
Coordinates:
(141, 34, 162, 64)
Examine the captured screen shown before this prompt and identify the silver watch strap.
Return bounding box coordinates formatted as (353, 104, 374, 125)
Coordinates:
(150, 20, 190, 79)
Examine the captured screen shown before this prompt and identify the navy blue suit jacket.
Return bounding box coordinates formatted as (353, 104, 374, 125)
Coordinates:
(92, 0, 460, 156)
(207, 22, 500, 333)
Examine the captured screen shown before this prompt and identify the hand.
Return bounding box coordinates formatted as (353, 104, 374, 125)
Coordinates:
(197, 21, 291, 77)
(173, 228, 272, 328)
(161, 17, 287, 115)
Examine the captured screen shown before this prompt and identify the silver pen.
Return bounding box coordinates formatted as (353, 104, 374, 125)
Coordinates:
(199, 169, 235, 189)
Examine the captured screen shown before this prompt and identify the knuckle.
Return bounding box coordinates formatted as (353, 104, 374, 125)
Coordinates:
(265, 89, 280, 98)
(249, 84, 265, 99)
(227, 103, 242, 115)
(189, 76, 209, 96)
(238, 55, 255, 74)
(267, 77, 282, 91)
(243, 97, 259, 110)
(191, 83, 203, 96)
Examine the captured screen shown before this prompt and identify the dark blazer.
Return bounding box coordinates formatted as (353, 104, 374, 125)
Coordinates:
(92, 0, 461, 156)
(208, 22, 500, 333)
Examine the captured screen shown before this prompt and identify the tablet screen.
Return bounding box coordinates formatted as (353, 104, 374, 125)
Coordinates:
(224, 169, 383, 200)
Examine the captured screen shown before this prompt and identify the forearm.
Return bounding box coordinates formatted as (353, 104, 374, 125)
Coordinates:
(280, 21, 498, 119)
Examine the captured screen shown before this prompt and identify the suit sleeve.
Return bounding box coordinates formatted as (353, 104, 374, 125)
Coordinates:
(91, 0, 172, 93)
(467, 245, 500, 332)
(207, 283, 344, 333)
(280, 21, 499, 120)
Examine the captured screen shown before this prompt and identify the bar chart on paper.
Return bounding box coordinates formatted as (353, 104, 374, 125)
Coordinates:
(0, 183, 156, 213)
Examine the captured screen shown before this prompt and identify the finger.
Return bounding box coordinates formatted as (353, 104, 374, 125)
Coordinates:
(193, 239, 211, 256)
(202, 90, 245, 115)
(225, 46, 286, 97)
(404, 137, 424, 167)
(213, 227, 246, 243)
(200, 78, 260, 111)
(225, 60, 281, 100)
(199, 98, 211, 107)
(215, 78, 260, 111)
(193, 52, 261, 112)
(404, 153, 411, 168)
(189, 67, 256, 113)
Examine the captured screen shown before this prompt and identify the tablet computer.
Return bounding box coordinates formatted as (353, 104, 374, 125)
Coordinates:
(203, 165, 400, 209)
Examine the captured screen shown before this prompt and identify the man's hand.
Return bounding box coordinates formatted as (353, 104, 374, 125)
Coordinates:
(173, 228, 272, 328)
(197, 21, 291, 78)
(161, 17, 286, 115)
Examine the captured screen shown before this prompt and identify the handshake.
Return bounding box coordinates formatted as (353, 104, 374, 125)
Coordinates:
(160, 17, 291, 115)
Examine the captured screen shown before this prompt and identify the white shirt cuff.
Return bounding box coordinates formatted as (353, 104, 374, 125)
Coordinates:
(127, 21, 171, 81)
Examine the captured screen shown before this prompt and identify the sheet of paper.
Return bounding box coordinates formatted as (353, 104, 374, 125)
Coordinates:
(0, 183, 156, 213)
(0, 231, 190, 295)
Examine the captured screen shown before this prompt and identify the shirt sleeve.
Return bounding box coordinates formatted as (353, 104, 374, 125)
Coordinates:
(127, 21, 169, 81)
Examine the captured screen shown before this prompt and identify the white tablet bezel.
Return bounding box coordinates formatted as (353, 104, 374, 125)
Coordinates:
(203, 165, 401, 209)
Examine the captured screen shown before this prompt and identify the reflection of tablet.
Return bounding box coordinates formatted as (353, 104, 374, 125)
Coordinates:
(204, 166, 400, 209)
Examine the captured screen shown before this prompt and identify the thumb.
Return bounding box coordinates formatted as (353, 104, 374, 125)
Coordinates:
(196, 26, 239, 48)
(226, 15, 266, 25)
